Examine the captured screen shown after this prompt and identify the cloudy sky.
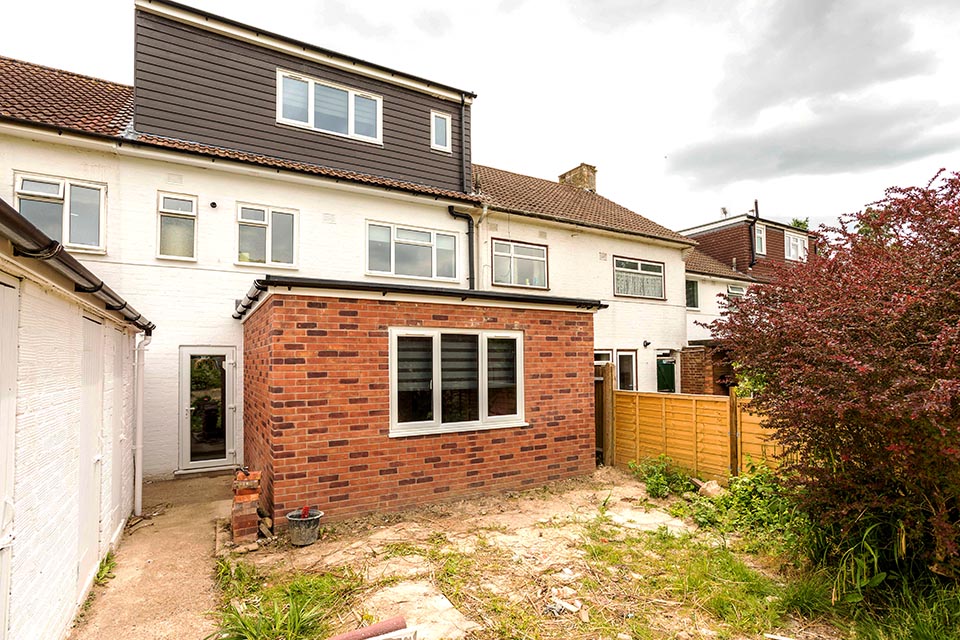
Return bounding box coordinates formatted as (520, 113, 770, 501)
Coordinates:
(4, 0, 959, 230)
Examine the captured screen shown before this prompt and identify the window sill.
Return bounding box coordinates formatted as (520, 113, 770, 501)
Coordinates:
(65, 246, 107, 256)
(389, 419, 529, 438)
(233, 261, 299, 271)
(157, 254, 197, 263)
(613, 293, 667, 301)
(492, 282, 550, 291)
(366, 271, 460, 284)
(430, 145, 453, 154)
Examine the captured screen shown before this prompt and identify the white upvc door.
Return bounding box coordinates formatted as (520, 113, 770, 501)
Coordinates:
(179, 346, 236, 471)
(0, 274, 18, 640)
(78, 317, 104, 602)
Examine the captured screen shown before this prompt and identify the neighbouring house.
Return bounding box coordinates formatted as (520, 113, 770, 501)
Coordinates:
(472, 164, 696, 395)
(0, 198, 153, 640)
(680, 211, 814, 283)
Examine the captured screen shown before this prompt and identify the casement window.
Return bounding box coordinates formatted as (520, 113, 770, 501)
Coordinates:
(785, 232, 808, 261)
(367, 222, 457, 280)
(616, 350, 637, 391)
(390, 328, 524, 436)
(277, 70, 382, 144)
(614, 257, 664, 299)
(431, 111, 452, 152)
(727, 284, 746, 298)
(157, 193, 197, 260)
(492, 240, 548, 288)
(685, 280, 699, 309)
(755, 224, 766, 255)
(15, 174, 105, 251)
(594, 350, 613, 364)
(237, 205, 296, 266)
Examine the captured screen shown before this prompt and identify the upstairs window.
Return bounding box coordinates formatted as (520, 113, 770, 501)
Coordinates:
(15, 174, 105, 251)
(727, 284, 746, 298)
(755, 224, 766, 255)
(277, 70, 382, 144)
(493, 240, 547, 288)
(431, 111, 452, 152)
(614, 257, 664, 299)
(367, 222, 457, 280)
(685, 280, 699, 309)
(237, 204, 296, 266)
(785, 232, 808, 261)
(157, 193, 197, 260)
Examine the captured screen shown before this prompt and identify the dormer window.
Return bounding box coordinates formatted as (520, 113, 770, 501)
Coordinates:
(276, 70, 382, 144)
(754, 224, 766, 255)
(431, 111, 452, 152)
(785, 232, 808, 261)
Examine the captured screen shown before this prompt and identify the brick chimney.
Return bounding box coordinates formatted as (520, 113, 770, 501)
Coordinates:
(559, 163, 597, 192)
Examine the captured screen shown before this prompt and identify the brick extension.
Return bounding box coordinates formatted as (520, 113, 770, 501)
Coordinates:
(232, 470, 261, 543)
(243, 294, 596, 526)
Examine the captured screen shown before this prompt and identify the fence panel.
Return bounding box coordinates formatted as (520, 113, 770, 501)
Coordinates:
(737, 398, 782, 470)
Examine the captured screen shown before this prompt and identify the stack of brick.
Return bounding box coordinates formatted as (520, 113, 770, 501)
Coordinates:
(232, 470, 261, 544)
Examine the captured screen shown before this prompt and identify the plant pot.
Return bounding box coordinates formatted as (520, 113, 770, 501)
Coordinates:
(285, 509, 324, 546)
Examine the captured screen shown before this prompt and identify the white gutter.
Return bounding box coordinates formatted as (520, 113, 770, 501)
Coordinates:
(133, 333, 152, 516)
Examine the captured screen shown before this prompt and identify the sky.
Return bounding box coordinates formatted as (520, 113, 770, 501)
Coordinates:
(4, 0, 960, 231)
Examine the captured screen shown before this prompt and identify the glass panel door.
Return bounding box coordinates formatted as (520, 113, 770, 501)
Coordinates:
(180, 347, 235, 470)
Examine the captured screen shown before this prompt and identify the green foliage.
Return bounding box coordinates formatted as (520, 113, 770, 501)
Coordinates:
(628, 455, 694, 499)
(779, 570, 834, 619)
(94, 552, 116, 586)
(790, 216, 810, 230)
(853, 580, 960, 639)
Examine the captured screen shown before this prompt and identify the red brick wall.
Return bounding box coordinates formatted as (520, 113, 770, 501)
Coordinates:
(680, 347, 711, 395)
(242, 301, 275, 513)
(242, 294, 596, 524)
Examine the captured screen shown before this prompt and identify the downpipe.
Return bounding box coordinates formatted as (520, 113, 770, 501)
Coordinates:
(133, 333, 152, 516)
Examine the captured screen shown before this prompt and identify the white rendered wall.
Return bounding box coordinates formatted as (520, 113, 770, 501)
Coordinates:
(476, 211, 688, 392)
(685, 275, 741, 343)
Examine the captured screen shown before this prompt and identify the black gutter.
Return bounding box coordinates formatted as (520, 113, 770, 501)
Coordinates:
(460, 94, 469, 194)
(0, 197, 155, 334)
(232, 275, 607, 320)
(448, 206, 475, 290)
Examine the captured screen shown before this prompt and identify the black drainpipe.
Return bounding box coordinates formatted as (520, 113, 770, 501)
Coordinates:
(748, 198, 759, 268)
(460, 94, 469, 194)
(449, 206, 475, 290)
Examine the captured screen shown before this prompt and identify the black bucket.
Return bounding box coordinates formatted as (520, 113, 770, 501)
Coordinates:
(285, 509, 324, 546)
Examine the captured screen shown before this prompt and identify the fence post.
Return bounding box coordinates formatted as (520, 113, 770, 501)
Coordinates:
(728, 387, 739, 477)
(601, 362, 615, 466)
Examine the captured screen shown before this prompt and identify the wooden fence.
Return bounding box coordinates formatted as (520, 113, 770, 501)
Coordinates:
(610, 391, 779, 482)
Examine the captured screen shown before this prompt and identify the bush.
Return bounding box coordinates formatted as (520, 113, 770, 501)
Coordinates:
(629, 455, 694, 499)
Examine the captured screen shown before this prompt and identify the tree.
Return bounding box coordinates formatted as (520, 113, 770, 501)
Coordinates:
(712, 171, 960, 582)
(790, 216, 809, 230)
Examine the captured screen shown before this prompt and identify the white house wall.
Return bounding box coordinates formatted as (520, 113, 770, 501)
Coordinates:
(686, 275, 737, 343)
(476, 212, 688, 392)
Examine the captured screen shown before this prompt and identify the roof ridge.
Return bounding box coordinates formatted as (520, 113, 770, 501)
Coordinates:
(0, 55, 132, 90)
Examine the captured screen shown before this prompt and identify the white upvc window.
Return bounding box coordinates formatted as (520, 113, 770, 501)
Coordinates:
(727, 284, 747, 298)
(367, 222, 457, 280)
(157, 192, 198, 260)
(236, 204, 297, 267)
(493, 240, 548, 289)
(614, 257, 664, 299)
(685, 280, 699, 309)
(15, 173, 105, 252)
(594, 349, 613, 364)
(389, 328, 524, 437)
(616, 350, 637, 391)
(276, 69, 383, 144)
(431, 111, 452, 152)
(785, 232, 808, 261)
(755, 224, 766, 255)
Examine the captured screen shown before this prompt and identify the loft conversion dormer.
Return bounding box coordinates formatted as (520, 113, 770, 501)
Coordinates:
(133, 0, 474, 194)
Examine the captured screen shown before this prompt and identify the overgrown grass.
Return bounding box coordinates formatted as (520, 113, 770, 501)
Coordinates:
(852, 580, 960, 639)
(628, 455, 694, 499)
(94, 552, 117, 586)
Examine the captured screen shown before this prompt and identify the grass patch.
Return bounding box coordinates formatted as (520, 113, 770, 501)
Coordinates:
(852, 580, 960, 639)
(94, 552, 117, 586)
(628, 455, 695, 499)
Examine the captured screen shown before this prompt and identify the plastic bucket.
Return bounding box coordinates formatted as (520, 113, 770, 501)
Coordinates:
(285, 509, 324, 546)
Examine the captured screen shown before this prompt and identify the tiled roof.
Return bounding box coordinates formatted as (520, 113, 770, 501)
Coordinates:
(473, 165, 694, 245)
(685, 249, 755, 282)
(0, 56, 479, 203)
(0, 56, 133, 137)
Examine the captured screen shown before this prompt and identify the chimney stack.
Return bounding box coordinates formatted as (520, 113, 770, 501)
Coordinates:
(559, 163, 597, 192)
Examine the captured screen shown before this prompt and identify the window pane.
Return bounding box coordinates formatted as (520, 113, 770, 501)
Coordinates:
(368, 224, 392, 272)
(271, 212, 295, 264)
(354, 94, 378, 138)
(515, 257, 546, 287)
(397, 336, 433, 423)
(615, 258, 637, 270)
(19, 198, 63, 240)
(514, 244, 545, 258)
(395, 242, 432, 277)
(68, 185, 100, 246)
(616, 270, 662, 298)
(159, 215, 195, 258)
(20, 178, 61, 196)
(493, 254, 511, 284)
(493, 241, 511, 254)
(240, 207, 266, 222)
(281, 75, 309, 122)
(618, 354, 635, 391)
(436, 234, 456, 278)
(433, 114, 448, 147)
(685, 280, 699, 308)
(161, 196, 194, 213)
(640, 262, 662, 274)
(238, 224, 266, 263)
(488, 338, 517, 416)
(441, 334, 479, 423)
(396, 228, 432, 243)
(594, 351, 612, 362)
(315, 84, 349, 134)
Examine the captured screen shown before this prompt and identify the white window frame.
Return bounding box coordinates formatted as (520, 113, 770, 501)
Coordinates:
(727, 284, 747, 298)
(235, 203, 298, 268)
(389, 327, 525, 437)
(276, 69, 383, 144)
(615, 350, 637, 391)
(430, 110, 452, 153)
(685, 279, 699, 309)
(613, 256, 665, 299)
(785, 232, 808, 261)
(14, 173, 106, 253)
(366, 221, 458, 282)
(594, 349, 613, 364)
(755, 224, 766, 255)
(492, 239, 549, 289)
(156, 192, 198, 261)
